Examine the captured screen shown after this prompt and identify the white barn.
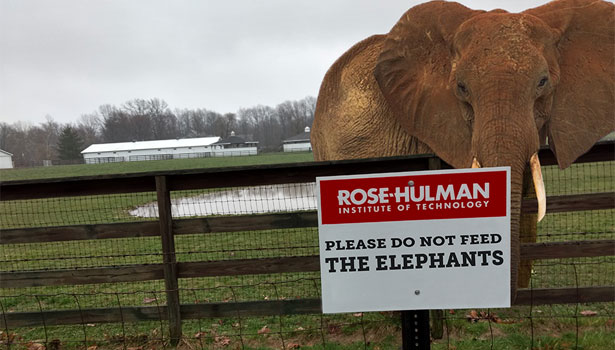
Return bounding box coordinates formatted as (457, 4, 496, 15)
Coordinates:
(81, 137, 221, 164)
(0, 149, 13, 169)
(283, 127, 312, 152)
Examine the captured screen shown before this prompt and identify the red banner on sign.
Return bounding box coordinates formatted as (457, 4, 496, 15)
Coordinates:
(319, 170, 507, 225)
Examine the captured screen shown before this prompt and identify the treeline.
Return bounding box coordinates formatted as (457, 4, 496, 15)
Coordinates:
(0, 97, 316, 167)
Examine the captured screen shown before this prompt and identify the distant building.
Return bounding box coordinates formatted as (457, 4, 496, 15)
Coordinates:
(81, 137, 221, 164)
(0, 149, 13, 169)
(283, 127, 312, 152)
(211, 132, 258, 156)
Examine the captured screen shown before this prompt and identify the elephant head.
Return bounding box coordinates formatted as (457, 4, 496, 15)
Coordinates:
(372, 0, 614, 300)
(313, 0, 614, 302)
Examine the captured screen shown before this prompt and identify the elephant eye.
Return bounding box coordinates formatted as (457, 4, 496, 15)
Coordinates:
(537, 77, 548, 88)
(457, 82, 468, 95)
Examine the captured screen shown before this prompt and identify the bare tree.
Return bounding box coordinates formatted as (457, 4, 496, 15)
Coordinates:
(1, 118, 61, 167)
(276, 96, 316, 138)
(101, 106, 133, 142)
(100, 99, 179, 142)
(2, 96, 318, 167)
(5, 122, 30, 166)
(189, 109, 211, 136)
(77, 113, 102, 148)
(40, 116, 61, 160)
(238, 105, 281, 151)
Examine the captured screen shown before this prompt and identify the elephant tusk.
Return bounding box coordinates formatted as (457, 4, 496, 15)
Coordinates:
(530, 153, 546, 223)
(471, 157, 481, 168)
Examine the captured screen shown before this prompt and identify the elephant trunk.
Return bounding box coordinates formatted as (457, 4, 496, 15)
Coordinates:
(469, 154, 526, 301)
(472, 101, 541, 303)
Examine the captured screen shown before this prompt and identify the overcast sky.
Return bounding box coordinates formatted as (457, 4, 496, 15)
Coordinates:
(1, 0, 550, 125)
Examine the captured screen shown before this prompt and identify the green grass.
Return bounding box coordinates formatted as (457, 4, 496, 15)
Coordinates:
(0, 152, 315, 181)
(2, 311, 613, 349)
(0, 156, 613, 349)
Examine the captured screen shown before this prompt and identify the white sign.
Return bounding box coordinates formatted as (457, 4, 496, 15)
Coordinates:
(316, 168, 510, 314)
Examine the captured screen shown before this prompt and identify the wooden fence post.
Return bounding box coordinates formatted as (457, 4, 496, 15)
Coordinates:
(518, 167, 538, 289)
(156, 176, 182, 344)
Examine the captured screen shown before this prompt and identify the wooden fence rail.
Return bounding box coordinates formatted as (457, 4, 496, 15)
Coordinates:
(2, 238, 615, 288)
(1, 191, 613, 245)
(3, 286, 614, 330)
(0, 141, 614, 340)
(1, 141, 612, 201)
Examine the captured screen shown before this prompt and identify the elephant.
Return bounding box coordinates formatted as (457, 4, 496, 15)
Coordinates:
(311, 0, 614, 302)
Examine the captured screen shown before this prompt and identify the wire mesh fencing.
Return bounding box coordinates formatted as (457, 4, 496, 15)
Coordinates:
(0, 150, 613, 349)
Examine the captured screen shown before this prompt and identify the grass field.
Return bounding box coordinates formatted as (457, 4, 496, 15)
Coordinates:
(0, 153, 613, 349)
(0, 152, 315, 182)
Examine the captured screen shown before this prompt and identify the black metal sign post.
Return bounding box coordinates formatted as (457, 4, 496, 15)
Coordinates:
(401, 310, 431, 350)
(399, 158, 438, 350)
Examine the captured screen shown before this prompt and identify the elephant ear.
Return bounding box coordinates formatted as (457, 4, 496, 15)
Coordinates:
(525, 0, 615, 169)
(374, 2, 483, 169)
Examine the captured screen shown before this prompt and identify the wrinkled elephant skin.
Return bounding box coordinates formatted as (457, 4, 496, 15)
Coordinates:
(311, 0, 614, 302)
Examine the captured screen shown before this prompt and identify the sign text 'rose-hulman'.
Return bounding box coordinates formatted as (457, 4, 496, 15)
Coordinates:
(317, 168, 511, 313)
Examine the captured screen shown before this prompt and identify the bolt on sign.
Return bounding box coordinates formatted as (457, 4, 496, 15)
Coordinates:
(316, 168, 511, 314)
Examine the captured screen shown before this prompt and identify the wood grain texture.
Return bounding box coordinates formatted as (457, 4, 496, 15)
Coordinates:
(0, 221, 160, 244)
(177, 256, 320, 278)
(522, 192, 615, 214)
(156, 175, 182, 344)
(1, 264, 164, 288)
(0, 299, 322, 328)
(0, 213, 318, 245)
(173, 212, 318, 235)
(514, 286, 615, 305)
(521, 240, 615, 260)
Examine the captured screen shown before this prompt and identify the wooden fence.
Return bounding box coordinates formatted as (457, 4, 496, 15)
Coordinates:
(1, 141, 614, 344)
